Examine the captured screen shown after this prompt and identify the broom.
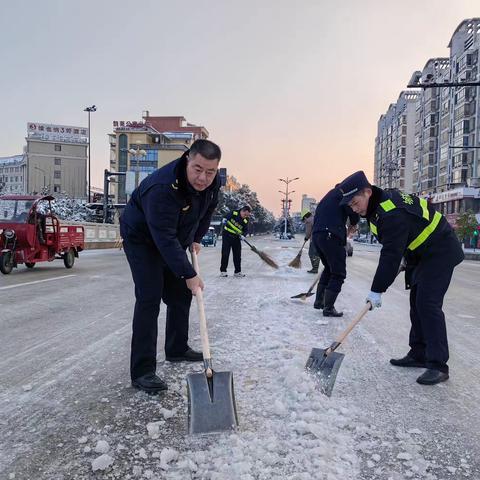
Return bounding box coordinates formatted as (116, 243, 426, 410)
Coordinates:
(288, 240, 307, 268)
(240, 236, 279, 269)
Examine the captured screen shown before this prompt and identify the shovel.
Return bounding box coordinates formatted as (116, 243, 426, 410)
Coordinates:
(305, 303, 371, 396)
(291, 273, 320, 301)
(186, 249, 239, 434)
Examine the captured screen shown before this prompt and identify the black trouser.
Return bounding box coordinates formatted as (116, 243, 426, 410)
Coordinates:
(220, 232, 242, 273)
(406, 226, 463, 373)
(308, 240, 320, 269)
(122, 238, 192, 380)
(312, 231, 346, 293)
(408, 260, 454, 373)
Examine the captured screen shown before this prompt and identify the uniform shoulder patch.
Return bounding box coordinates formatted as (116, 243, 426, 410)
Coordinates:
(400, 192, 414, 205)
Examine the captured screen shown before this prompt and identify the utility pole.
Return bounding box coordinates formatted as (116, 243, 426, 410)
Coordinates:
(278, 177, 299, 239)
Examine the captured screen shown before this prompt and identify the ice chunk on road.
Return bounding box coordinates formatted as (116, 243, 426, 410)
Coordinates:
(91, 454, 114, 471)
(94, 440, 110, 454)
(159, 447, 179, 470)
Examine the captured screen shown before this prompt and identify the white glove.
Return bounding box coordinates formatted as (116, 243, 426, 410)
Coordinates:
(240, 235, 246, 241)
(366, 291, 382, 310)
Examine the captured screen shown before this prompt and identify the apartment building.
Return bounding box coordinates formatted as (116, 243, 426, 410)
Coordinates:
(375, 18, 480, 225)
(0, 155, 27, 194)
(25, 122, 88, 198)
(301, 194, 317, 213)
(375, 91, 419, 192)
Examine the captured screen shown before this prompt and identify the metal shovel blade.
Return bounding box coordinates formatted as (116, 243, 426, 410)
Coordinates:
(291, 292, 314, 299)
(187, 370, 238, 434)
(305, 347, 345, 397)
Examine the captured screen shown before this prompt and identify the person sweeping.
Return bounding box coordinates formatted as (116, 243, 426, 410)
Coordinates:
(220, 205, 251, 277)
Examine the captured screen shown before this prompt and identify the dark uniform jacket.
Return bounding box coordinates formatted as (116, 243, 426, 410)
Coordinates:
(366, 187, 464, 293)
(312, 188, 359, 245)
(120, 153, 220, 279)
(223, 210, 249, 236)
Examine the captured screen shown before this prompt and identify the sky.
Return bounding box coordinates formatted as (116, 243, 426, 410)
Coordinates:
(0, 1, 478, 215)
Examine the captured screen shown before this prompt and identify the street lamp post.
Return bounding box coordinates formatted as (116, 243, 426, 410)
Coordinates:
(84, 105, 97, 202)
(128, 144, 147, 191)
(278, 177, 299, 239)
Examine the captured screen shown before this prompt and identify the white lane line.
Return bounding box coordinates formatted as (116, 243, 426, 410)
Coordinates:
(0, 275, 77, 291)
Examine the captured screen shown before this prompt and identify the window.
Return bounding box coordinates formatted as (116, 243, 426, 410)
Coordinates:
(54, 144, 61, 152)
(54, 171, 61, 179)
(54, 157, 61, 166)
(54, 185, 61, 192)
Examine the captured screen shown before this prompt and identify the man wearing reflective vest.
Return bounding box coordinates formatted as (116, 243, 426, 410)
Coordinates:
(220, 206, 251, 277)
(338, 171, 464, 385)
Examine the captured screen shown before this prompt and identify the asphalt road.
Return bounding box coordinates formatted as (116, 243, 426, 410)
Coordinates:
(0, 241, 479, 479)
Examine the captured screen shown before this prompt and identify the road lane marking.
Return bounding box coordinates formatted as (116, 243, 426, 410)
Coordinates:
(0, 275, 77, 291)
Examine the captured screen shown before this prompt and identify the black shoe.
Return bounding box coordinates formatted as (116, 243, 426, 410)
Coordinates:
(165, 348, 203, 362)
(322, 290, 343, 317)
(323, 307, 343, 317)
(416, 369, 449, 385)
(307, 269, 318, 274)
(132, 373, 168, 394)
(390, 355, 426, 368)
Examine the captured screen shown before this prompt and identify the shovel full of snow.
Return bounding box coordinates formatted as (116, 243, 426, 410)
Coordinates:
(186, 249, 238, 434)
(305, 303, 371, 396)
(291, 273, 320, 301)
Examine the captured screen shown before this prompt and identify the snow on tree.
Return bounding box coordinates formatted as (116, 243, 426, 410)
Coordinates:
(218, 184, 275, 233)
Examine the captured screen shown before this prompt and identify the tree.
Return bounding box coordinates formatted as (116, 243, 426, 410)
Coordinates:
(455, 210, 479, 246)
(218, 184, 275, 233)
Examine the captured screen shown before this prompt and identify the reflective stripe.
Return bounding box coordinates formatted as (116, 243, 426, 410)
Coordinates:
(225, 220, 242, 234)
(380, 199, 396, 212)
(419, 198, 430, 221)
(407, 211, 442, 250)
(369, 222, 378, 235)
(224, 226, 239, 235)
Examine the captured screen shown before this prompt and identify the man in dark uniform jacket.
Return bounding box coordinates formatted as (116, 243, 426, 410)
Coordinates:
(338, 171, 464, 385)
(312, 188, 359, 316)
(220, 205, 251, 277)
(120, 140, 221, 394)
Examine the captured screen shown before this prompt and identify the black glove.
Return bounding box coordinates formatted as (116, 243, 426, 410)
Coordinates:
(304, 237, 308, 242)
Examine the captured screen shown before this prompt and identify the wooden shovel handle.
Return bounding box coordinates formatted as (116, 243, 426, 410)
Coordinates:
(190, 249, 212, 376)
(307, 273, 321, 295)
(334, 303, 371, 345)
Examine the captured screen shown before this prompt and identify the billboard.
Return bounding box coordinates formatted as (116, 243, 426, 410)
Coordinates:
(27, 123, 88, 144)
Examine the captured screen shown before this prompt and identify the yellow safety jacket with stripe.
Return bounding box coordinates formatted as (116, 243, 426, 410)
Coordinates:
(369, 190, 442, 252)
(367, 188, 449, 293)
(223, 210, 249, 236)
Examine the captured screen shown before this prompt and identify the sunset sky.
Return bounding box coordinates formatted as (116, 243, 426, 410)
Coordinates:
(0, 1, 478, 215)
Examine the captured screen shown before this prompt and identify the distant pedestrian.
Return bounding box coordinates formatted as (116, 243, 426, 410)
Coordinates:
(220, 205, 251, 277)
(301, 210, 320, 273)
(120, 139, 221, 394)
(311, 188, 359, 316)
(338, 170, 464, 385)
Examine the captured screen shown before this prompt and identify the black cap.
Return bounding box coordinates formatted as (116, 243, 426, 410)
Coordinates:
(338, 171, 371, 205)
(240, 205, 252, 212)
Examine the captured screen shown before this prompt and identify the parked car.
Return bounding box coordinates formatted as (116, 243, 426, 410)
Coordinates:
(201, 227, 217, 247)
